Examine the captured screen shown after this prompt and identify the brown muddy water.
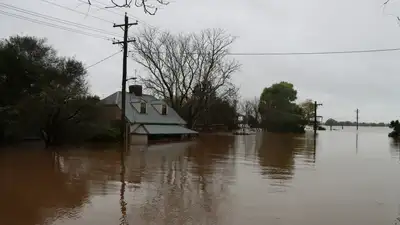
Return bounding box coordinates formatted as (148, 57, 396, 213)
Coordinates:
(1, 127, 400, 225)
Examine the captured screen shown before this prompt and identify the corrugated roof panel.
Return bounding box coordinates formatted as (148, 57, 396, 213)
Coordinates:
(100, 92, 119, 105)
(133, 125, 147, 134)
(143, 125, 198, 134)
(130, 124, 140, 132)
(101, 91, 187, 125)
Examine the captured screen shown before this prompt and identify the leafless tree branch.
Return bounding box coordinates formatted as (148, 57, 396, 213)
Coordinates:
(89, 0, 170, 14)
(239, 97, 260, 123)
(131, 28, 240, 127)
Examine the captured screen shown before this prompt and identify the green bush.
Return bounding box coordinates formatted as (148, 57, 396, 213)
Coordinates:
(88, 128, 120, 142)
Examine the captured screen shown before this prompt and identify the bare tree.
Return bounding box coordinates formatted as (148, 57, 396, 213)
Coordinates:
(131, 28, 240, 128)
(239, 97, 260, 124)
(382, 0, 400, 24)
(250, 97, 260, 122)
(239, 100, 252, 117)
(299, 99, 314, 122)
(86, 0, 170, 15)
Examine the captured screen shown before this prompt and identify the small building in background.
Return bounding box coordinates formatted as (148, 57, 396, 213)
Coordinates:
(101, 85, 197, 145)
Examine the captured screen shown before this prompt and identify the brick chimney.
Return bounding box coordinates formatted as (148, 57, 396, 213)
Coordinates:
(128, 85, 142, 96)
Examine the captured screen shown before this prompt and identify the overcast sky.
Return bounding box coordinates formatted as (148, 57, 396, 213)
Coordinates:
(1, 0, 400, 122)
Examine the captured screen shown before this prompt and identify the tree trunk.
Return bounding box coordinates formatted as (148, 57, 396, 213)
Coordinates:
(40, 128, 51, 148)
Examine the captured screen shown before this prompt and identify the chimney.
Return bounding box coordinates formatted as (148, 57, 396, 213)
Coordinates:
(128, 85, 143, 96)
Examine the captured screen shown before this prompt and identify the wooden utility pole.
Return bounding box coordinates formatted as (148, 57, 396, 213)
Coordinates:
(356, 108, 359, 131)
(314, 101, 323, 135)
(113, 13, 137, 144)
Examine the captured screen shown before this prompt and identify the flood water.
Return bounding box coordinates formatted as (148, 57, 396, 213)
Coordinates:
(1, 127, 400, 225)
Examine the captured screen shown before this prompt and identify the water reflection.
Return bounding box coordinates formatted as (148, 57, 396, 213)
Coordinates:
(131, 136, 235, 225)
(389, 138, 400, 160)
(120, 151, 128, 225)
(258, 133, 296, 181)
(304, 133, 317, 163)
(2, 130, 400, 225)
(257, 133, 316, 182)
(0, 149, 89, 225)
(356, 133, 359, 154)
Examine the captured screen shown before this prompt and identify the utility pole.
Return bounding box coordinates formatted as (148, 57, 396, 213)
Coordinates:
(314, 101, 323, 136)
(113, 13, 137, 145)
(356, 108, 359, 131)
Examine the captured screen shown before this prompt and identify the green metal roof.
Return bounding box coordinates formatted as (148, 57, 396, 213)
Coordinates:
(131, 124, 198, 135)
(144, 125, 198, 134)
(101, 91, 186, 125)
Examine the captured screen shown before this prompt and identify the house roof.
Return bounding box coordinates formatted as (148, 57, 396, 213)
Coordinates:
(101, 91, 186, 125)
(132, 124, 198, 135)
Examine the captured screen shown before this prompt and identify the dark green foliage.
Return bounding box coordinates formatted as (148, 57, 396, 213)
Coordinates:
(247, 115, 259, 128)
(258, 82, 306, 133)
(89, 128, 120, 142)
(88, 119, 121, 142)
(299, 99, 315, 124)
(175, 80, 238, 130)
(389, 120, 400, 138)
(325, 118, 338, 126)
(0, 35, 102, 146)
(195, 97, 237, 130)
(240, 98, 261, 128)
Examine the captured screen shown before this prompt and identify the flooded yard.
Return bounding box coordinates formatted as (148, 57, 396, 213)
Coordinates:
(1, 127, 400, 225)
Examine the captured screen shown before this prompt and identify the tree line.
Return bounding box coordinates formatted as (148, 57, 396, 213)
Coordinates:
(1, 30, 317, 147)
(130, 28, 316, 133)
(0, 30, 240, 146)
(325, 119, 387, 127)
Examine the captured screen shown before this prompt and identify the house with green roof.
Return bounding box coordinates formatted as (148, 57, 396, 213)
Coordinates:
(101, 85, 197, 144)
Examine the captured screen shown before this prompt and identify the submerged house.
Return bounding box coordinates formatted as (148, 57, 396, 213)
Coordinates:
(101, 85, 198, 145)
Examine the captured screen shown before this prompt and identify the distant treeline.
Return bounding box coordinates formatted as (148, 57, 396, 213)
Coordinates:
(325, 118, 387, 127)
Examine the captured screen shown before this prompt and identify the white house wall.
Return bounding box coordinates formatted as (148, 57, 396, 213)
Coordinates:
(130, 134, 148, 145)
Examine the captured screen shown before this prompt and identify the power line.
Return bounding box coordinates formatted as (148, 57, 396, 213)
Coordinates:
(0, 9, 111, 41)
(0, 2, 122, 38)
(0, 9, 111, 40)
(113, 14, 138, 145)
(130, 46, 400, 56)
(227, 47, 400, 56)
(85, 50, 122, 69)
(13, 1, 400, 57)
(40, 0, 115, 25)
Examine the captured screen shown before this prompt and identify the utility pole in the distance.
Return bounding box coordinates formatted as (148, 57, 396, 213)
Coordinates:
(314, 101, 323, 136)
(113, 13, 138, 145)
(356, 109, 359, 131)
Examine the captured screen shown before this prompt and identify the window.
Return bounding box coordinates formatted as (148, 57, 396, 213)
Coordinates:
(140, 102, 147, 114)
(161, 104, 167, 115)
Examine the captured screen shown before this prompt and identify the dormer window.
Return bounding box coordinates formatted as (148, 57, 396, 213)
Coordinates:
(140, 102, 147, 114)
(161, 104, 167, 115)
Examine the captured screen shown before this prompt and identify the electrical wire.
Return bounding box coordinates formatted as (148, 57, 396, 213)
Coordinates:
(0, 9, 111, 41)
(129, 47, 400, 56)
(85, 50, 122, 69)
(40, 0, 115, 25)
(227, 47, 400, 56)
(10, 2, 400, 57)
(0, 3, 122, 38)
